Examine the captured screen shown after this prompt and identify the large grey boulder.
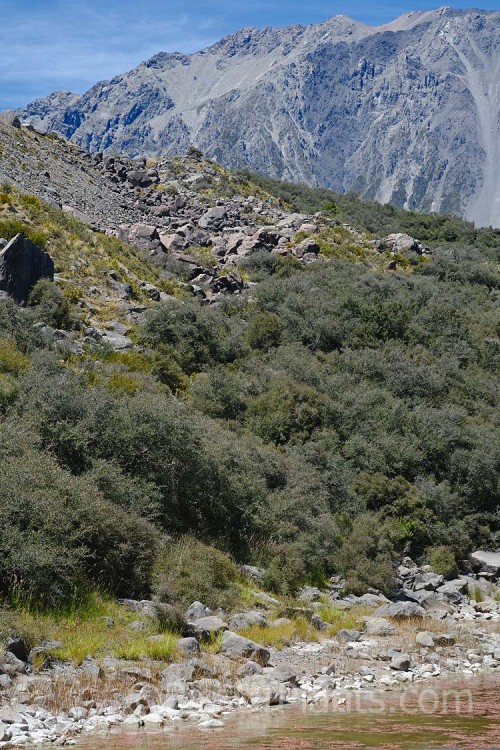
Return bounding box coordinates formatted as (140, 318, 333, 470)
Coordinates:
(416, 631, 456, 648)
(470, 551, 500, 576)
(298, 586, 323, 602)
(413, 572, 444, 591)
(0, 233, 54, 304)
(237, 661, 263, 677)
(220, 630, 270, 666)
(417, 593, 456, 614)
(198, 206, 227, 230)
(186, 616, 228, 641)
(186, 601, 212, 621)
(176, 637, 200, 657)
(415, 631, 436, 648)
(126, 169, 152, 188)
(375, 601, 426, 619)
(117, 223, 162, 253)
(229, 611, 268, 630)
(239, 565, 265, 583)
(436, 579, 468, 604)
(364, 617, 396, 637)
(235, 675, 284, 705)
(292, 238, 320, 258)
(5, 638, 28, 663)
(0, 651, 27, 676)
(390, 653, 412, 671)
(383, 233, 430, 256)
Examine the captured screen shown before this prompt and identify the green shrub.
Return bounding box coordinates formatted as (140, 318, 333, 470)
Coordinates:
(154, 603, 188, 634)
(0, 373, 20, 411)
(426, 545, 458, 579)
(0, 434, 159, 608)
(0, 338, 30, 374)
(333, 513, 396, 597)
(262, 546, 307, 596)
(28, 279, 74, 330)
(0, 220, 47, 249)
(246, 311, 284, 351)
(153, 537, 240, 610)
(139, 299, 243, 373)
(246, 378, 323, 445)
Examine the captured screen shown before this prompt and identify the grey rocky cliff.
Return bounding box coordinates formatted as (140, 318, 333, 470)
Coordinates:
(0, 234, 54, 305)
(16, 8, 500, 227)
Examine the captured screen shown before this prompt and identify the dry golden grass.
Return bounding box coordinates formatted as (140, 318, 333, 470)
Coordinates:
(0, 191, 180, 326)
(31, 671, 162, 714)
(392, 616, 449, 637)
(318, 603, 376, 636)
(1, 593, 179, 667)
(238, 617, 319, 650)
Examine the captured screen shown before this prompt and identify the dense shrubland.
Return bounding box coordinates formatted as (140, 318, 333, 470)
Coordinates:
(1, 184, 500, 611)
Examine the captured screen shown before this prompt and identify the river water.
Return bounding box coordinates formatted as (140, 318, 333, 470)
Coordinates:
(82, 674, 500, 750)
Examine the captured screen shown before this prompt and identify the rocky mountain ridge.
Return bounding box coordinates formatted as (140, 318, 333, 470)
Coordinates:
(15, 7, 500, 227)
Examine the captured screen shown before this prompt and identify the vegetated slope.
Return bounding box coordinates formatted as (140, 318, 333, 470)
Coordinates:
(1, 128, 500, 614)
(16, 7, 500, 226)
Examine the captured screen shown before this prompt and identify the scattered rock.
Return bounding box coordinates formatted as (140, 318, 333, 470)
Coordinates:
(187, 616, 228, 641)
(229, 612, 268, 630)
(364, 617, 397, 636)
(390, 653, 412, 671)
(375, 602, 426, 619)
(220, 631, 270, 666)
(383, 233, 431, 256)
(186, 601, 212, 621)
(176, 637, 200, 657)
(471, 551, 500, 576)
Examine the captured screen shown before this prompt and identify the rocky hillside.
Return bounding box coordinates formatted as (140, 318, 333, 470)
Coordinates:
(16, 7, 500, 227)
(0, 118, 398, 335)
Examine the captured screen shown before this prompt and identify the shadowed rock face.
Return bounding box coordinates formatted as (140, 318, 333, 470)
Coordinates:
(16, 8, 500, 227)
(0, 233, 54, 304)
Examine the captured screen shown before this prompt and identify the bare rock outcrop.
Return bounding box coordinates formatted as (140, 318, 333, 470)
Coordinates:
(0, 233, 54, 304)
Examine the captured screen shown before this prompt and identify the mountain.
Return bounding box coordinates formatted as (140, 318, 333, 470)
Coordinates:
(17, 7, 500, 227)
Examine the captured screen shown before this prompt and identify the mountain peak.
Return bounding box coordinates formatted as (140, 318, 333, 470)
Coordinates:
(15, 6, 500, 227)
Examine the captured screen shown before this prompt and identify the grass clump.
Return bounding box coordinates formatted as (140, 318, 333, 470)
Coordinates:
(238, 616, 318, 650)
(0, 593, 180, 666)
(113, 633, 178, 661)
(317, 603, 375, 635)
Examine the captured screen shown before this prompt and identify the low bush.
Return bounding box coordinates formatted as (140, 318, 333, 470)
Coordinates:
(333, 514, 396, 597)
(153, 537, 240, 610)
(28, 279, 75, 330)
(426, 545, 459, 579)
(0, 438, 159, 608)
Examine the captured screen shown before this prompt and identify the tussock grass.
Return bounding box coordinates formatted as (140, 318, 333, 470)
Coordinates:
(470, 585, 485, 603)
(202, 632, 224, 654)
(0, 189, 180, 325)
(238, 617, 319, 650)
(317, 603, 375, 635)
(114, 633, 178, 661)
(1, 592, 179, 666)
(392, 616, 449, 637)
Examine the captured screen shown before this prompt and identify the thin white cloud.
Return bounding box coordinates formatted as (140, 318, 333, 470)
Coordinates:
(0, 3, 218, 107)
(2, 0, 498, 108)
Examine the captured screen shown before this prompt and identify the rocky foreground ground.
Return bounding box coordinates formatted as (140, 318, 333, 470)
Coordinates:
(1, 553, 500, 747)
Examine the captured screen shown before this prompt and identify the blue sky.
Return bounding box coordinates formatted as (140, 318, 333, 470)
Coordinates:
(1, 0, 499, 109)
